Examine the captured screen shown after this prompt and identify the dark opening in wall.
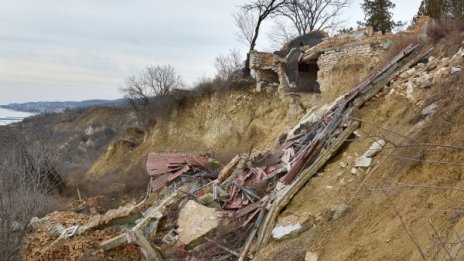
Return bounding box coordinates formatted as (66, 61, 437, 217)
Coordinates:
(295, 60, 320, 93)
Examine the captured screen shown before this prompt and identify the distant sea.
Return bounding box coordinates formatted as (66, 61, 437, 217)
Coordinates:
(0, 108, 34, 126)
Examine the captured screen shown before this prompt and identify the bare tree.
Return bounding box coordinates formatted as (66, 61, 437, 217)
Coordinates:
(278, 0, 350, 35)
(146, 65, 181, 96)
(233, 9, 258, 47)
(120, 64, 182, 128)
(235, 0, 288, 77)
(215, 49, 243, 81)
(267, 18, 299, 49)
(0, 126, 63, 260)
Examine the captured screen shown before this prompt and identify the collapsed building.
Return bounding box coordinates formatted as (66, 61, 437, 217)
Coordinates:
(250, 24, 434, 94)
(21, 17, 449, 261)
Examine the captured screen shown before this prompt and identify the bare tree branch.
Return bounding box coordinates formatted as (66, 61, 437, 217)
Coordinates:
(233, 9, 258, 47)
(120, 64, 182, 128)
(215, 49, 244, 81)
(275, 0, 351, 37)
(236, 0, 288, 77)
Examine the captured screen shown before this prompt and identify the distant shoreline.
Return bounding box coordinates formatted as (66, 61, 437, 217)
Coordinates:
(0, 108, 35, 126)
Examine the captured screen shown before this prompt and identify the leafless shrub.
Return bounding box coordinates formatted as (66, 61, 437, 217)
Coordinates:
(215, 49, 244, 82)
(120, 64, 183, 129)
(278, 0, 351, 34)
(427, 17, 464, 45)
(0, 126, 63, 260)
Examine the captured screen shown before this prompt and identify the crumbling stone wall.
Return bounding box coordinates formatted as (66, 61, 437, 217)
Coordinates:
(317, 41, 389, 92)
(317, 41, 387, 74)
(250, 51, 280, 92)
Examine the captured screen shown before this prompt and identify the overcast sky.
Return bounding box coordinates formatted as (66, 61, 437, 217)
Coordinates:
(0, 0, 421, 104)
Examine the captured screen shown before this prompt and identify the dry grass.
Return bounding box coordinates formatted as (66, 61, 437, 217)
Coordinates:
(427, 17, 464, 45)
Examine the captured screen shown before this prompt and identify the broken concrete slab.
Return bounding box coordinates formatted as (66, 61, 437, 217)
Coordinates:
(79, 203, 140, 233)
(355, 156, 372, 168)
(272, 213, 313, 240)
(177, 200, 218, 246)
(272, 224, 303, 240)
(355, 139, 385, 168)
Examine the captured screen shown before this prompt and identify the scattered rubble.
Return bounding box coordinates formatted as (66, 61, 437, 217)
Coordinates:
(355, 139, 386, 168)
(272, 213, 313, 240)
(332, 205, 351, 220)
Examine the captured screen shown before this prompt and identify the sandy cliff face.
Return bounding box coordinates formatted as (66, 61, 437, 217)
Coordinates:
(84, 90, 319, 186)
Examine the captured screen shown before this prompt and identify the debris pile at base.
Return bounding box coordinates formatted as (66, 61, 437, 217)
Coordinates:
(22, 44, 430, 260)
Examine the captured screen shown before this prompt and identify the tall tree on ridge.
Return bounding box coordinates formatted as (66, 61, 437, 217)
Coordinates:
(360, 0, 403, 34)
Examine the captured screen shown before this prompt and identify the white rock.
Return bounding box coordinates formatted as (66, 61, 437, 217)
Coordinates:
(428, 56, 436, 62)
(406, 81, 415, 100)
(364, 139, 386, 158)
(421, 103, 438, 116)
(416, 73, 433, 88)
(339, 161, 348, 168)
(353, 130, 362, 137)
(351, 167, 359, 175)
(451, 67, 462, 74)
(272, 224, 303, 240)
(434, 67, 449, 81)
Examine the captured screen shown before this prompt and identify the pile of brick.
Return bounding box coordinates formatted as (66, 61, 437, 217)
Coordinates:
(22, 204, 142, 260)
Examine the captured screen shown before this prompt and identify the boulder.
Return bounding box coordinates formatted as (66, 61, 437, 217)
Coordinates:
(416, 73, 433, 88)
(406, 81, 415, 100)
(177, 200, 218, 246)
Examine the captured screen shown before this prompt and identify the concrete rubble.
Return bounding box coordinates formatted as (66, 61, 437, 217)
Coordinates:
(177, 200, 218, 245)
(272, 213, 313, 240)
(355, 139, 386, 168)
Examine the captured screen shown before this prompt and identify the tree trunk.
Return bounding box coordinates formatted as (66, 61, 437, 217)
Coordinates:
(244, 52, 251, 78)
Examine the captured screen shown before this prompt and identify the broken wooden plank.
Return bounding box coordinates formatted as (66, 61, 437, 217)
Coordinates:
(99, 184, 192, 253)
(256, 44, 427, 251)
(130, 229, 163, 261)
(257, 120, 360, 250)
(217, 155, 241, 182)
